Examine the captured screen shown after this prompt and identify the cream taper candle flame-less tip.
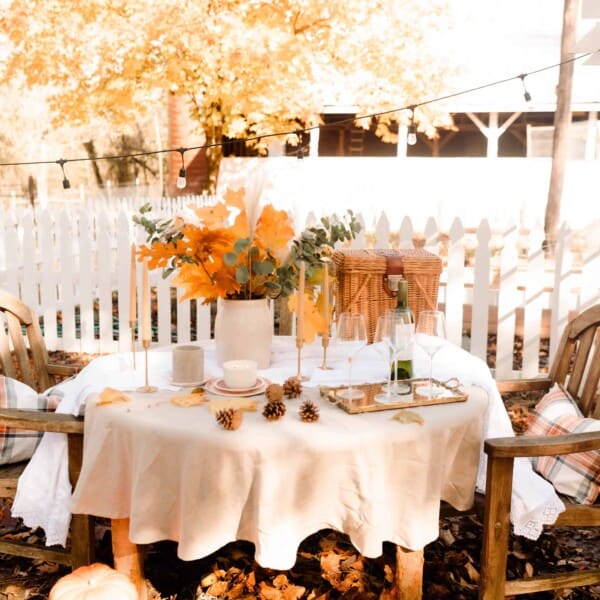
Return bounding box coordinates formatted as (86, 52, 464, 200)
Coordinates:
(296, 261, 305, 345)
(129, 243, 137, 323)
(141, 261, 151, 343)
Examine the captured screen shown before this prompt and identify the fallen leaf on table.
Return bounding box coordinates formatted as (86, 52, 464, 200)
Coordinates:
(391, 410, 424, 426)
(209, 397, 258, 414)
(97, 387, 131, 406)
(170, 391, 206, 407)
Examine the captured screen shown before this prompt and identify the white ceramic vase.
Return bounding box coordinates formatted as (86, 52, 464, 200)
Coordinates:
(214, 298, 273, 368)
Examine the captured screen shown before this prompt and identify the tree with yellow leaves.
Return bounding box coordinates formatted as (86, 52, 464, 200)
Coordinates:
(1, 0, 458, 192)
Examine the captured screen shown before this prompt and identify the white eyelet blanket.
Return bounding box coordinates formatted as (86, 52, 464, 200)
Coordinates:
(12, 337, 564, 547)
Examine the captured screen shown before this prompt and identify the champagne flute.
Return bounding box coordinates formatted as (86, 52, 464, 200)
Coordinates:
(334, 312, 368, 402)
(414, 310, 447, 398)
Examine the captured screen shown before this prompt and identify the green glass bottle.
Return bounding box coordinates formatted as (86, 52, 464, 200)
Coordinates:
(391, 278, 415, 390)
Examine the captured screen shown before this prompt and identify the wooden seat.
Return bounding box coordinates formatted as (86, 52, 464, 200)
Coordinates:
(479, 304, 600, 599)
(0, 289, 94, 569)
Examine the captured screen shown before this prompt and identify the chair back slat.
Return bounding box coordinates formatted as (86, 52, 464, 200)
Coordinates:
(0, 290, 53, 392)
(0, 316, 18, 380)
(549, 305, 600, 418)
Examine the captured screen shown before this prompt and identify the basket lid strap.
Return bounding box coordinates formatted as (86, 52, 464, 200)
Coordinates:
(413, 278, 436, 310)
(345, 274, 372, 309)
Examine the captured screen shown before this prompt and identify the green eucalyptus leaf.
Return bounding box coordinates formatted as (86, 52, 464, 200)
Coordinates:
(234, 238, 250, 253)
(236, 265, 250, 284)
(223, 252, 238, 266)
(253, 260, 274, 275)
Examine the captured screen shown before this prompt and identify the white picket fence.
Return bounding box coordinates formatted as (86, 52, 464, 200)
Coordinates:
(1, 197, 599, 379)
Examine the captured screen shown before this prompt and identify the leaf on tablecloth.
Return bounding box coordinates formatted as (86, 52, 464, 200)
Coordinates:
(97, 387, 131, 405)
(391, 410, 424, 425)
(170, 391, 206, 407)
(209, 397, 258, 413)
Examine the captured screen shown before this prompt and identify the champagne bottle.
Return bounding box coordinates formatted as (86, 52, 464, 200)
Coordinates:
(391, 278, 415, 390)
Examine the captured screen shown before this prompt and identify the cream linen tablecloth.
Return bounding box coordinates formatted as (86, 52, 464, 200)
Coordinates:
(12, 336, 565, 553)
(70, 384, 487, 569)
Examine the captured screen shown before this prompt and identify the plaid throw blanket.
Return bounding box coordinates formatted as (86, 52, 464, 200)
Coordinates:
(527, 384, 600, 505)
(0, 375, 62, 465)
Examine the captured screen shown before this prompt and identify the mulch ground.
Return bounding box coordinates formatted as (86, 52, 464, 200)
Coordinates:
(0, 350, 598, 600)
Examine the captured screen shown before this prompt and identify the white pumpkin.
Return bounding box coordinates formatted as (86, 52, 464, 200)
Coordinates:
(49, 562, 138, 600)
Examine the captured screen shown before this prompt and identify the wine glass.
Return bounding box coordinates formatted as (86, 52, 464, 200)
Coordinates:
(374, 312, 414, 403)
(334, 312, 368, 402)
(414, 310, 447, 398)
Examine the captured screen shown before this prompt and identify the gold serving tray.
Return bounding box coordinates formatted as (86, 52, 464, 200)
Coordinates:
(320, 379, 467, 414)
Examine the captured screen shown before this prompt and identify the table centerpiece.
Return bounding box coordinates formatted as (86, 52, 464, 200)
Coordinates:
(134, 187, 360, 367)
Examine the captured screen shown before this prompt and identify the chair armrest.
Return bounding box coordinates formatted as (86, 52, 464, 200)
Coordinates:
(0, 408, 84, 435)
(47, 364, 80, 378)
(485, 431, 600, 459)
(495, 378, 553, 395)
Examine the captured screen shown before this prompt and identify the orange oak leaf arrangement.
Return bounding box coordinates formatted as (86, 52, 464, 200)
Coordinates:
(49, 562, 137, 600)
(134, 187, 360, 343)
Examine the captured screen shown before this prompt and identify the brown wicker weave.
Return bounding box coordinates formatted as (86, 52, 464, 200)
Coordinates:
(332, 249, 442, 342)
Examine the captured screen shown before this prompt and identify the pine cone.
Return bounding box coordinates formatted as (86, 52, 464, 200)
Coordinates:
(299, 399, 320, 423)
(262, 399, 287, 421)
(283, 377, 303, 398)
(215, 408, 243, 431)
(265, 383, 284, 403)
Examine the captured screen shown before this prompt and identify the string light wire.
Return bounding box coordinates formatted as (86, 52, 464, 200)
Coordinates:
(0, 50, 595, 172)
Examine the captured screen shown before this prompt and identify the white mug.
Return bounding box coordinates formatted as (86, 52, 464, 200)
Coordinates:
(172, 345, 205, 385)
(222, 359, 258, 389)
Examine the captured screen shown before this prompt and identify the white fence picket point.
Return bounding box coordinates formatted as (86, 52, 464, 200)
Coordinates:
(117, 211, 133, 353)
(96, 211, 116, 353)
(521, 226, 546, 377)
(398, 217, 414, 248)
(470, 220, 492, 359)
(445, 218, 465, 346)
(39, 209, 58, 350)
(422, 218, 438, 253)
(20, 211, 37, 315)
(58, 209, 76, 351)
(496, 222, 520, 378)
(374, 214, 390, 248)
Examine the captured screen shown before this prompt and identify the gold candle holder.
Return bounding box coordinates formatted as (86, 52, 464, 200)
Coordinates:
(136, 340, 157, 393)
(295, 339, 309, 382)
(129, 320, 137, 369)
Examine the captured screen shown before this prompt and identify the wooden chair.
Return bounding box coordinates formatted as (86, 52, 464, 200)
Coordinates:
(479, 304, 600, 599)
(0, 289, 94, 569)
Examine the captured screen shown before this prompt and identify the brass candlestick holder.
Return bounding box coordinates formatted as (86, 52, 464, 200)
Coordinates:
(295, 339, 309, 382)
(319, 332, 333, 370)
(136, 339, 157, 393)
(129, 320, 137, 369)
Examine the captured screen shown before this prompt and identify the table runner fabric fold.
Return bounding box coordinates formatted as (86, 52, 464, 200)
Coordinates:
(11, 337, 564, 556)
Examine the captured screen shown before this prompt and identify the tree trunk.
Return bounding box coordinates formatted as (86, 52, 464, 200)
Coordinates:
(544, 0, 579, 256)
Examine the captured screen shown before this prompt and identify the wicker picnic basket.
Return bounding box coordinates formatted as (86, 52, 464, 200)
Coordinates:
(332, 248, 443, 342)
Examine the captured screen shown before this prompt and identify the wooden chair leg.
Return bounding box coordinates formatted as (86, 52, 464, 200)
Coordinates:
(479, 455, 514, 600)
(112, 518, 147, 600)
(70, 513, 95, 569)
(395, 545, 424, 600)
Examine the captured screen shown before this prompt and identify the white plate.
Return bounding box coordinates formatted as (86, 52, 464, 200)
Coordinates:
(205, 376, 269, 397)
(171, 377, 209, 388)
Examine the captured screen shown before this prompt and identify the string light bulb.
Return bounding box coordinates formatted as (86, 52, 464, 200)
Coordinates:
(407, 106, 418, 146)
(176, 147, 187, 189)
(56, 159, 70, 189)
(519, 73, 532, 102)
(295, 129, 304, 159)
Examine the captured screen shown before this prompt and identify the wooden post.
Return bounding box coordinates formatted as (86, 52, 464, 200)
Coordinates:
(544, 0, 579, 256)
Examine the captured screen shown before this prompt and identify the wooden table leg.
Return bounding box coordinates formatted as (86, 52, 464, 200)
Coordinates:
(395, 545, 424, 600)
(112, 518, 147, 600)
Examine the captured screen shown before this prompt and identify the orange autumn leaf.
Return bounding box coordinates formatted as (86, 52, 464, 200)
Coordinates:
(223, 187, 246, 211)
(254, 204, 295, 260)
(192, 201, 231, 228)
(174, 261, 239, 303)
(288, 292, 327, 344)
